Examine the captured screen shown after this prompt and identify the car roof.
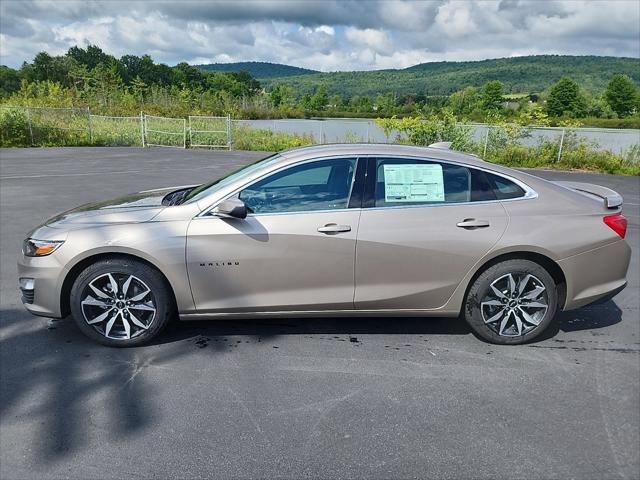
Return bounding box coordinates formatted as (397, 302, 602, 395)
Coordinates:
(278, 143, 488, 167)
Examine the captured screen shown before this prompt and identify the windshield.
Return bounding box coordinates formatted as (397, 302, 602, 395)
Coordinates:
(182, 153, 282, 204)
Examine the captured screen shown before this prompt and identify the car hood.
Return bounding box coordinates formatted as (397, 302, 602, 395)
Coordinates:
(43, 186, 189, 228)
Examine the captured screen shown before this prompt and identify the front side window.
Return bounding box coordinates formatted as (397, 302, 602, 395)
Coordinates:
(239, 158, 357, 214)
(374, 158, 471, 207)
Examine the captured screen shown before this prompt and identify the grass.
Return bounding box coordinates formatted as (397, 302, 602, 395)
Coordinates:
(1, 106, 638, 175)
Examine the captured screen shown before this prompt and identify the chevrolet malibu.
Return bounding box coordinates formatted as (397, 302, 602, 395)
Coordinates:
(18, 144, 631, 346)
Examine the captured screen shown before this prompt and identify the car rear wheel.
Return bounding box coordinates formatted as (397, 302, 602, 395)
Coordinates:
(70, 257, 173, 347)
(464, 259, 558, 345)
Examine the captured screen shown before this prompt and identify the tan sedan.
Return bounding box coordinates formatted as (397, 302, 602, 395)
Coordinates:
(18, 144, 631, 346)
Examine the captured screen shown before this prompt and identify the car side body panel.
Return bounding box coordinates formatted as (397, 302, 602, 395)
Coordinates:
(354, 202, 508, 310)
(185, 210, 361, 313)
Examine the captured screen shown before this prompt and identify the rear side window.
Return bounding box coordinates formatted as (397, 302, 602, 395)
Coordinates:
(486, 172, 526, 200)
(372, 159, 527, 206)
(374, 158, 471, 206)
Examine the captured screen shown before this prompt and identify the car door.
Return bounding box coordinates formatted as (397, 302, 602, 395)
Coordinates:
(354, 156, 508, 310)
(186, 157, 363, 313)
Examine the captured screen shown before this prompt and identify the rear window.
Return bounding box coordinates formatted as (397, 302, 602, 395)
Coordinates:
(486, 172, 526, 200)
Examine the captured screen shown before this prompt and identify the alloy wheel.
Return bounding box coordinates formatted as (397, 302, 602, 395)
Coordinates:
(80, 272, 156, 340)
(480, 273, 549, 337)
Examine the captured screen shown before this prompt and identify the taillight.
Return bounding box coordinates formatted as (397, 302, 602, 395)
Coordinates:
(603, 214, 627, 238)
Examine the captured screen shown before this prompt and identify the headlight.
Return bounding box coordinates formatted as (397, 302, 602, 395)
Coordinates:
(22, 239, 64, 257)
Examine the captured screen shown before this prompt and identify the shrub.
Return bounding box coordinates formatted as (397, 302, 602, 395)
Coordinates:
(0, 107, 30, 146)
(231, 125, 313, 151)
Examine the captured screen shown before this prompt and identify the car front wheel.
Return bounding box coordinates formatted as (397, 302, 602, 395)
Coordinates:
(70, 257, 173, 347)
(464, 259, 558, 345)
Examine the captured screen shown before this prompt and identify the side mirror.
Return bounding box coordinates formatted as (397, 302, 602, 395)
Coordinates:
(214, 198, 247, 219)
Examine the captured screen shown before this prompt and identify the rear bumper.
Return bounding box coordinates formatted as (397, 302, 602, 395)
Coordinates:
(559, 239, 631, 310)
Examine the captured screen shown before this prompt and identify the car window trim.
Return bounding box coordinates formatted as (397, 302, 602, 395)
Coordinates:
(364, 155, 537, 210)
(198, 156, 366, 218)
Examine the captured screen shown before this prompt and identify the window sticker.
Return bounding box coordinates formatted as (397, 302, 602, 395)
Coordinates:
(383, 164, 445, 202)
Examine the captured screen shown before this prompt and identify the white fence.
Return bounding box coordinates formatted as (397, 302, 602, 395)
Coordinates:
(189, 115, 231, 149)
(143, 115, 186, 148)
(0, 106, 232, 150)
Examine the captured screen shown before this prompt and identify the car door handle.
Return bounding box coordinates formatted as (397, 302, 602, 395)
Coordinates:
(317, 223, 352, 234)
(456, 218, 490, 229)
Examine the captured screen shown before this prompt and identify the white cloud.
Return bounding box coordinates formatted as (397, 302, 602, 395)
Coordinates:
(0, 0, 638, 70)
(345, 28, 394, 56)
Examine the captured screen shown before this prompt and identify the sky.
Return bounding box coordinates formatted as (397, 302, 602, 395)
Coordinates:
(1, 0, 639, 71)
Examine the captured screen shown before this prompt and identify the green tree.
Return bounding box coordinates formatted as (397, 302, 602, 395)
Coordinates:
(0, 66, 21, 97)
(349, 95, 373, 113)
(172, 62, 205, 89)
(448, 86, 478, 116)
(66, 45, 112, 69)
(269, 84, 295, 108)
(604, 74, 638, 117)
(309, 85, 328, 110)
(481, 80, 504, 111)
(374, 92, 397, 115)
(546, 77, 586, 117)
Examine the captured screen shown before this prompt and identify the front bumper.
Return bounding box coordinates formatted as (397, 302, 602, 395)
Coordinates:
(17, 252, 68, 318)
(559, 239, 631, 310)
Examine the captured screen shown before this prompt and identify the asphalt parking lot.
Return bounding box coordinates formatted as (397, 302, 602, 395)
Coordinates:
(1, 147, 638, 480)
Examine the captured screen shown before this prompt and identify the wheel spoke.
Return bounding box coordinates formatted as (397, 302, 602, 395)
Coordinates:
(128, 303, 155, 312)
(82, 296, 111, 308)
(513, 312, 523, 336)
(490, 284, 507, 299)
(128, 289, 150, 302)
(128, 311, 149, 330)
(498, 312, 511, 335)
(517, 274, 532, 297)
(482, 299, 504, 307)
(104, 311, 119, 336)
(484, 308, 506, 324)
(106, 273, 119, 296)
(518, 307, 542, 326)
(86, 307, 114, 325)
(122, 317, 131, 339)
(522, 285, 545, 300)
(122, 275, 133, 297)
(523, 301, 547, 309)
(507, 274, 516, 296)
(89, 283, 111, 299)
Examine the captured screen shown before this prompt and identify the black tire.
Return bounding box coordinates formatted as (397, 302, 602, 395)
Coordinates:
(464, 259, 558, 345)
(70, 257, 174, 347)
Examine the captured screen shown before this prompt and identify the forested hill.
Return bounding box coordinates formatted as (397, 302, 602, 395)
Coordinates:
(260, 55, 640, 97)
(197, 61, 318, 78)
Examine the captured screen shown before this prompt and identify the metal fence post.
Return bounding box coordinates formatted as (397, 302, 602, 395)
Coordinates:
(140, 112, 145, 147)
(557, 128, 565, 162)
(227, 114, 232, 149)
(366, 122, 370, 143)
(87, 107, 93, 144)
(483, 127, 490, 157)
(183, 118, 187, 149)
(26, 107, 34, 145)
